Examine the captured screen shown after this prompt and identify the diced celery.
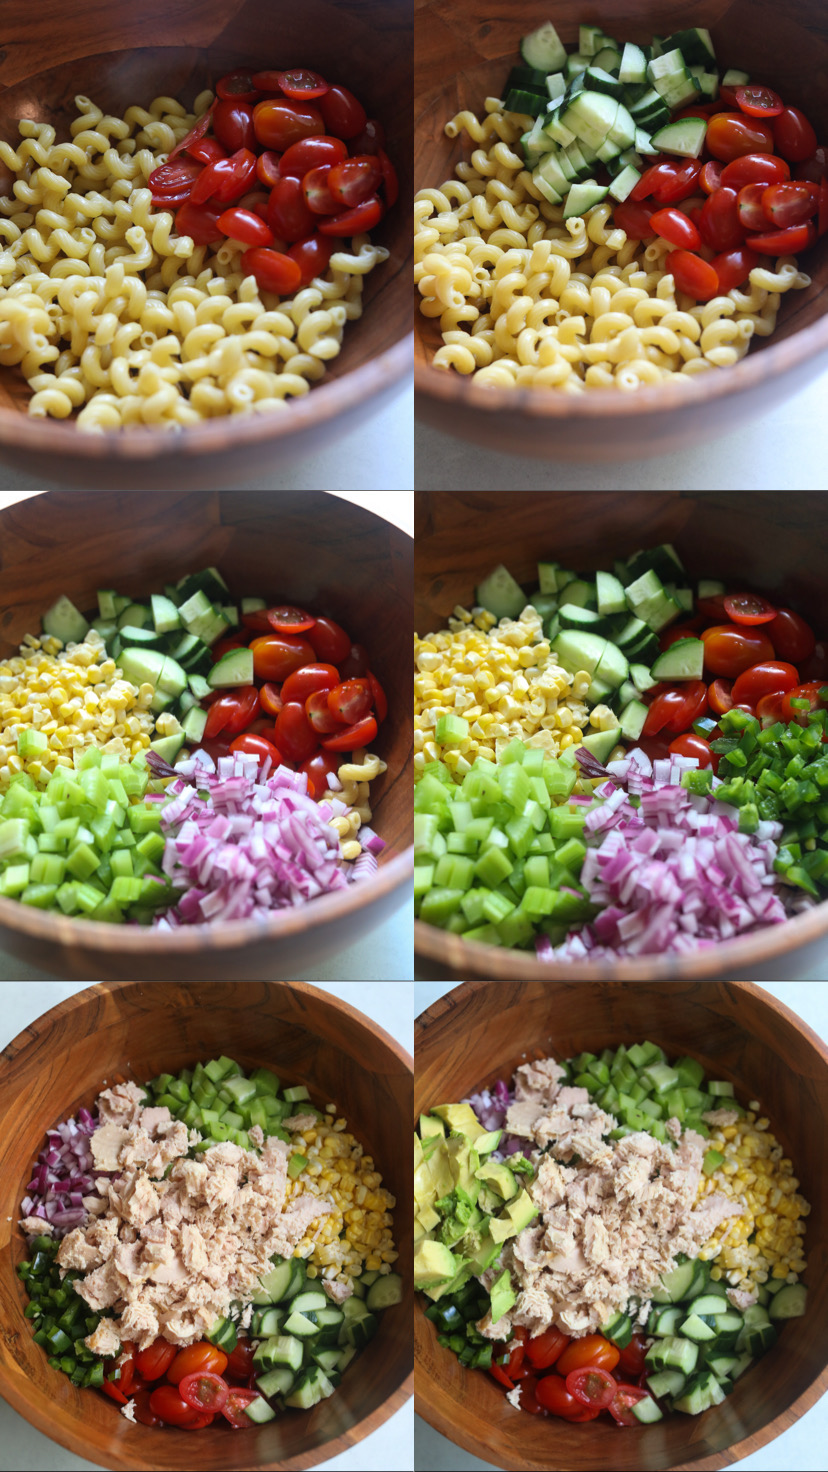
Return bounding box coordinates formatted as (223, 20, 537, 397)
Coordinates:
(17, 728, 48, 759)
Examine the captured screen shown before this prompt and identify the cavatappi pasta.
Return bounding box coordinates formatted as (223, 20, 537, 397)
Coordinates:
(0, 94, 388, 429)
(415, 97, 810, 391)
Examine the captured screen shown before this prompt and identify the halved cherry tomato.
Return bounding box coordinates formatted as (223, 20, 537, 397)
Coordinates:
(302, 164, 341, 215)
(224, 1337, 256, 1383)
(300, 748, 341, 798)
(318, 85, 367, 139)
(501, 1327, 526, 1380)
(707, 114, 774, 162)
(701, 624, 775, 677)
(773, 107, 819, 163)
(328, 155, 382, 208)
(556, 1335, 620, 1377)
(242, 246, 303, 293)
(220, 1387, 263, 1427)
(229, 732, 284, 766)
(167, 1342, 228, 1385)
(723, 592, 777, 625)
(191, 147, 257, 206)
(217, 206, 275, 247)
(737, 183, 770, 232)
(216, 69, 257, 102)
(762, 181, 820, 227)
(616, 1332, 649, 1377)
(328, 678, 373, 725)
(666, 249, 720, 301)
(708, 677, 734, 715)
(308, 616, 352, 665)
(318, 195, 384, 234)
(766, 608, 815, 663)
(256, 150, 282, 188)
(338, 642, 370, 679)
(660, 622, 703, 651)
(608, 1384, 650, 1425)
(130, 1387, 165, 1427)
(731, 660, 800, 706)
(306, 689, 344, 734)
(213, 99, 256, 153)
(756, 690, 787, 724)
(699, 160, 724, 194)
(566, 1365, 617, 1410)
(148, 157, 202, 204)
(173, 199, 224, 245)
(267, 175, 316, 240)
(250, 71, 287, 93)
(649, 206, 701, 249)
(670, 732, 717, 771)
(135, 1337, 178, 1382)
(516, 1373, 543, 1414)
(524, 1325, 569, 1370)
(275, 701, 319, 762)
(711, 245, 760, 292)
(734, 85, 784, 118)
(321, 715, 378, 751)
(696, 592, 731, 621)
(276, 69, 330, 101)
(203, 687, 260, 740)
(265, 604, 316, 634)
(279, 135, 348, 179)
(367, 672, 388, 723)
(149, 1383, 206, 1427)
(793, 146, 828, 184)
(746, 221, 817, 254)
(115, 1348, 140, 1397)
(186, 137, 227, 168)
(631, 158, 700, 203)
(250, 633, 315, 681)
(288, 231, 335, 286)
(102, 1378, 128, 1405)
(281, 663, 340, 703)
(489, 1361, 514, 1391)
(700, 187, 746, 251)
(179, 1370, 229, 1414)
(253, 100, 324, 151)
(167, 100, 216, 162)
(610, 199, 655, 238)
(643, 681, 708, 736)
(535, 1373, 601, 1420)
(781, 681, 828, 725)
(721, 152, 790, 190)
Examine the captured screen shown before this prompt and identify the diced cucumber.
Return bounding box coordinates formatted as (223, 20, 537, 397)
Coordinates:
(609, 164, 641, 201)
(207, 647, 254, 688)
(532, 154, 566, 202)
(283, 1309, 320, 1338)
(619, 699, 648, 741)
(150, 594, 180, 635)
(117, 602, 150, 631)
(635, 128, 655, 154)
(520, 20, 567, 72)
(366, 1272, 403, 1311)
(596, 570, 627, 616)
(631, 1394, 663, 1424)
(117, 646, 166, 689)
(650, 117, 708, 158)
(181, 706, 207, 744)
(625, 569, 681, 632)
(681, 1312, 718, 1342)
(768, 1282, 808, 1320)
(561, 90, 619, 149)
(586, 675, 613, 706)
(673, 1368, 725, 1415)
(646, 1368, 686, 1399)
(505, 87, 548, 117)
(660, 1336, 699, 1374)
(667, 27, 716, 68)
(266, 1333, 303, 1373)
(594, 640, 629, 688)
(285, 1365, 335, 1411)
(117, 625, 160, 647)
(476, 564, 526, 621)
(551, 629, 607, 677)
(619, 41, 648, 84)
(584, 66, 625, 99)
(521, 114, 549, 166)
(42, 595, 90, 646)
(601, 1309, 632, 1347)
(255, 1364, 295, 1398)
(697, 578, 725, 599)
(564, 179, 609, 218)
(97, 590, 117, 621)
(593, 46, 622, 75)
(256, 1259, 294, 1303)
(542, 109, 576, 149)
(188, 672, 211, 700)
(650, 638, 704, 681)
(558, 604, 604, 631)
(581, 728, 622, 763)
(150, 732, 185, 763)
(579, 24, 605, 57)
(176, 566, 229, 603)
(722, 68, 749, 87)
(653, 1258, 696, 1303)
(564, 52, 591, 81)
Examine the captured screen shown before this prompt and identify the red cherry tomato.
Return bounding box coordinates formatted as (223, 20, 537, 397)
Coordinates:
(616, 1333, 649, 1377)
(256, 150, 282, 188)
(220, 1387, 263, 1427)
(708, 677, 734, 715)
(338, 642, 370, 679)
(649, 206, 701, 249)
(731, 661, 800, 706)
(216, 70, 257, 102)
(300, 748, 341, 798)
(746, 221, 817, 254)
(251, 634, 315, 682)
(279, 135, 348, 180)
(217, 206, 275, 247)
(700, 187, 746, 251)
(135, 1337, 178, 1382)
(308, 618, 353, 665)
(253, 100, 324, 151)
(701, 624, 775, 677)
(149, 1383, 207, 1427)
(178, 1370, 229, 1414)
(306, 689, 343, 734)
(276, 69, 330, 101)
(781, 681, 828, 725)
(203, 687, 260, 740)
(130, 1387, 165, 1427)
(318, 85, 367, 140)
(611, 199, 656, 238)
(167, 100, 216, 163)
(288, 231, 335, 286)
(321, 715, 378, 751)
(275, 701, 320, 762)
(229, 732, 284, 767)
(223, 1337, 256, 1383)
(734, 85, 784, 118)
(793, 147, 828, 184)
(318, 196, 383, 235)
(756, 690, 787, 724)
(608, 1384, 650, 1425)
(489, 1360, 515, 1391)
(660, 622, 704, 651)
(737, 183, 770, 232)
(250, 71, 286, 93)
(267, 176, 317, 241)
(666, 249, 720, 301)
(631, 159, 700, 204)
(643, 681, 708, 737)
(328, 678, 373, 725)
(281, 663, 340, 703)
(191, 147, 257, 206)
(148, 157, 202, 205)
(711, 245, 760, 292)
(266, 604, 316, 634)
(766, 608, 816, 663)
(722, 592, 777, 625)
(557, 1335, 620, 1377)
(242, 246, 302, 294)
(699, 160, 724, 194)
(174, 199, 223, 245)
(524, 1326, 569, 1370)
(213, 99, 256, 153)
(721, 152, 791, 190)
(367, 672, 387, 723)
(101, 1378, 128, 1405)
(351, 118, 386, 155)
(377, 148, 399, 208)
(259, 682, 283, 718)
(706, 113, 774, 162)
(762, 181, 820, 227)
(302, 164, 341, 215)
(328, 155, 383, 208)
(566, 1365, 617, 1410)
(772, 107, 819, 163)
(534, 1373, 595, 1420)
(186, 137, 226, 167)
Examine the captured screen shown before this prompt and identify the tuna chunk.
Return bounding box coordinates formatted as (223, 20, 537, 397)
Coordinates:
(283, 1113, 318, 1132)
(85, 1318, 121, 1358)
(727, 1286, 758, 1311)
(703, 1108, 739, 1128)
(323, 1278, 353, 1305)
(57, 1226, 104, 1273)
(91, 1122, 131, 1172)
(96, 1081, 146, 1128)
(504, 1098, 545, 1138)
(20, 1216, 52, 1236)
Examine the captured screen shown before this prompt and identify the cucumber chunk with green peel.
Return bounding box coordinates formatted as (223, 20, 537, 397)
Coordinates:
(650, 638, 704, 681)
(579, 24, 605, 57)
(150, 593, 181, 635)
(563, 180, 608, 219)
(475, 564, 526, 621)
(520, 20, 567, 73)
(117, 603, 151, 631)
(207, 647, 254, 688)
(722, 68, 749, 87)
(650, 117, 708, 157)
(42, 595, 90, 646)
(581, 728, 621, 763)
(551, 629, 607, 677)
(596, 571, 628, 616)
(619, 699, 648, 740)
(608, 163, 641, 201)
(619, 41, 648, 84)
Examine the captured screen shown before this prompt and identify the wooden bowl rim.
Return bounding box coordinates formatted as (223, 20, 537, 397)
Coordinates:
(414, 979, 828, 1472)
(1, 979, 414, 1472)
(0, 336, 413, 460)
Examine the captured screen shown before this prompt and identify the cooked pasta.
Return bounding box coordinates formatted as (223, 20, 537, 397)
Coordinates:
(0, 94, 389, 428)
(415, 98, 811, 391)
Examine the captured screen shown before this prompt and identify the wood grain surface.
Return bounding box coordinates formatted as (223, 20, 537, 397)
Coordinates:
(0, 980, 413, 1471)
(0, 490, 413, 980)
(414, 0, 828, 461)
(414, 980, 828, 1472)
(0, 0, 412, 487)
(414, 490, 828, 981)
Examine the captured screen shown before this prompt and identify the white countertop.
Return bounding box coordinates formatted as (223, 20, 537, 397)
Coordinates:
(416, 361, 828, 490)
(0, 981, 414, 1472)
(414, 981, 827, 1472)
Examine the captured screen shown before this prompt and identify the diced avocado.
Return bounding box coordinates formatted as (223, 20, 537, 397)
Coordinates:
(475, 1129, 503, 1156)
(490, 1268, 516, 1326)
(414, 1133, 424, 1172)
(446, 1135, 480, 1204)
(414, 1238, 457, 1291)
(432, 1102, 488, 1142)
(507, 1188, 538, 1230)
(419, 1114, 446, 1140)
(475, 1160, 518, 1201)
(417, 1204, 441, 1234)
(465, 1230, 502, 1276)
(477, 1184, 503, 1216)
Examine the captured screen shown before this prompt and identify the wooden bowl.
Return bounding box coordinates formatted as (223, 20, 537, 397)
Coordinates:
(415, 490, 828, 981)
(0, 0, 412, 489)
(0, 980, 413, 1471)
(415, 979, 828, 1471)
(414, 0, 828, 461)
(0, 489, 413, 979)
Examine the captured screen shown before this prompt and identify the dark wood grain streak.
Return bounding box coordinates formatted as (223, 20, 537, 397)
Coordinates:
(414, 980, 828, 1472)
(0, 980, 413, 1472)
(414, 490, 828, 981)
(414, 0, 828, 461)
(0, 0, 412, 488)
(0, 490, 413, 980)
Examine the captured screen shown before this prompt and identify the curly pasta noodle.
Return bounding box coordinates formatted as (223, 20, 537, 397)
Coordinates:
(0, 94, 389, 428)
(416, 100, 811, 391)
